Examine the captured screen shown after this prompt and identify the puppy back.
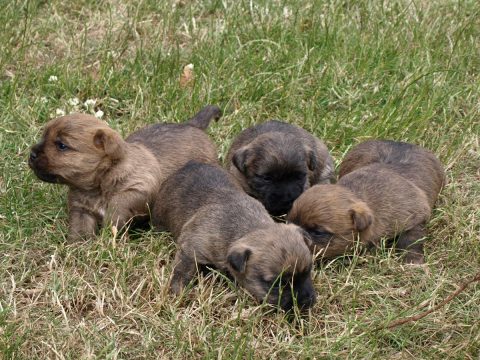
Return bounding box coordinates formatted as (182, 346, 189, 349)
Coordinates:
(152, 161, 267, 238)
(339, 165, 432, 239)
(339, 140, 445, 207)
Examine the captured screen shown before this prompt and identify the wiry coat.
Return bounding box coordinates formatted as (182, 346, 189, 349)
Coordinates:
(29, 106, 221, 241)
(288, 140, 445, 263)
(152, 161, 315, 311)
(225, 120, 335, 216)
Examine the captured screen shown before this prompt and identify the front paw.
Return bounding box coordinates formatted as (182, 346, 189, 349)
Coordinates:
(169, 276, 186, 295)
(67, 230, 94, 243)
(404, 252, 425, 265)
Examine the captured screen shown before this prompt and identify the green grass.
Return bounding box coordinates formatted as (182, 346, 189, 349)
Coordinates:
(1, 0, 479, 358)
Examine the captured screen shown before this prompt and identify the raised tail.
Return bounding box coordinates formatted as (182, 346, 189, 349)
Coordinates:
(186, 105, 222, 130)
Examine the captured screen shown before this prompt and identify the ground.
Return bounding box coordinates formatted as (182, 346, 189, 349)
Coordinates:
(0, 0, 479, 358)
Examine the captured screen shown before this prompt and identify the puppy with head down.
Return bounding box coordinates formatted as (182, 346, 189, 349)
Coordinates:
(287, 140, 445, 264)
(152, 161, 316, 311)
(225, 120, 335, 216)
(29, 106, 221, 241)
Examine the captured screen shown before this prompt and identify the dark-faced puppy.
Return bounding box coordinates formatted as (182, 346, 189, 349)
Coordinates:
(225, 120, 335, 216)
(29, 106, 221, 241)
(287, 140, 445, 264)
(152, 161, 315, 311)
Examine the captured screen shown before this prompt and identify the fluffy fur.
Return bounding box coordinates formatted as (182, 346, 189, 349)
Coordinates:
(288, 140, 445, 264)
(29, 106, 221, 241)
(225, 120, 334, 216)
(152, 161, 315, 311)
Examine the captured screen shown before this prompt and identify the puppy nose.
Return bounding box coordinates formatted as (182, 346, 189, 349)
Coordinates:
(298, 285, 316, 309)
(304, 291, 316, 308)
(29, 150, 38, 161)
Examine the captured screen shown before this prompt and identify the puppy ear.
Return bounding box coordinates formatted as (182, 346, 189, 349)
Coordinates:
(232, 147, 250, 174)
(299, 228, 313, 248)
(227, 244, 252, 273)
(306, 148, 318, 171)
(349, 202, 373, 231)
(94, 129, 125, 160)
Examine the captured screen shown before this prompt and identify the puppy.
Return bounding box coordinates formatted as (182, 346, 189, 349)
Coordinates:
(152, 161, 315, 311)
(29, 106, 221, 241)
(287, 140, 445, 264)
(225, 120, 335, 216)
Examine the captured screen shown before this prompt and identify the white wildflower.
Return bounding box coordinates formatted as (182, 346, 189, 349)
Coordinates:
(40, 97, 48, 104)
(84, 99, 96, 109)
(55, 109, 66, 116)
(68, 97, 80, 106)
(283, 7, 292, 19)
(48, 75, 58, 82)
(94, 110, 104, 119)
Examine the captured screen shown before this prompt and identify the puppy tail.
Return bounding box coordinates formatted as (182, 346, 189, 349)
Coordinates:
(186, 105, 222, 130)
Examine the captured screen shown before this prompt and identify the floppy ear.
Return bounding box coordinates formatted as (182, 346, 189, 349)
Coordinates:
(299, 228, 313, 248)
(232, 146, 250, 174)
(306, 148, 318, 171)
(94, 128, 125, 160)
(349, 202, 373, 231)
(227, 244, 252, 273)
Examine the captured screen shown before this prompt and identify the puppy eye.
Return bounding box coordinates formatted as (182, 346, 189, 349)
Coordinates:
(294, 172, 306, 180)
(55, 141, 68, 151)
(308, 229, 332, 238)
(256, 174, 273, 182)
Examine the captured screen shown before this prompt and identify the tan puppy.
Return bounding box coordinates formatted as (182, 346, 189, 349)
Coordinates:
(29, 106, 221, 241)
(225, 120, 334, 216)
(152, 161, 315, 311)
(287, 140, 445, 264)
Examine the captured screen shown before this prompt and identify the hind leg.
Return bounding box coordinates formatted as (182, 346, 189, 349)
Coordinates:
(396, 223, 426, 264)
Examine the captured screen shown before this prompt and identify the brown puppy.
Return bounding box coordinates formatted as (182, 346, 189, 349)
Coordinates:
(287, 140, 445, 264)
(29, 106, 221, 241)
(152, 161, 315, 311)
(225, 120, 335, 216)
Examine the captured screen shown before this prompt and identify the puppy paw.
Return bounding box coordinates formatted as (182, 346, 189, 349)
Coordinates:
(169, 279, 186, 296)
(403, 252, 425, 265)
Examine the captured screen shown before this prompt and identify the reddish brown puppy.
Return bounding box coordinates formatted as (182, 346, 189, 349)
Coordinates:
(152, 161, 315, 311)
(225, 120, 335, 216)
(29, 106, 221, 241)
(287, 140, 445, 264)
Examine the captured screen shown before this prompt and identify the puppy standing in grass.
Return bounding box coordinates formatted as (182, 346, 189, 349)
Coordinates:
(225, 120, 335, 216)
(287, 140, 445, 264)
(152, 161, 316, 311)
(29, 106, 221, 241)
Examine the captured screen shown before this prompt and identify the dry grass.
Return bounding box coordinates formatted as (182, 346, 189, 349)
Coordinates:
(1, 0, 479, 358)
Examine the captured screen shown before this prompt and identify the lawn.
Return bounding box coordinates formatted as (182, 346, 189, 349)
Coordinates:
(1, 0, 479, 358)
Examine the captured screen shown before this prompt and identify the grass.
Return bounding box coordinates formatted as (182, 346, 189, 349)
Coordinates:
(1, 0, 479, 358)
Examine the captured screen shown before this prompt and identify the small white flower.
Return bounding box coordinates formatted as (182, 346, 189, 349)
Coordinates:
(283, 7, 292, 19)
(56, 109, 66, 116)
(84, 99, 96, 109)
(94, 110, 104, 119)
(68, 97, 80, 106)
(40, 97, 48, 104)
(48, 75, 58, 82)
